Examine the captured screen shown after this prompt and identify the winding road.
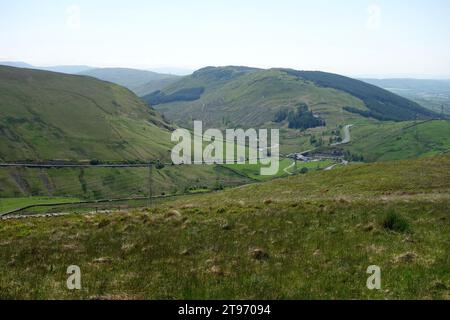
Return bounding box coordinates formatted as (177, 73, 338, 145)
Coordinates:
(332, 124, 354, 146)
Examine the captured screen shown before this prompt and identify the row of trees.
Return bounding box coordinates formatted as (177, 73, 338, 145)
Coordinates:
(274, 103, 326, 130)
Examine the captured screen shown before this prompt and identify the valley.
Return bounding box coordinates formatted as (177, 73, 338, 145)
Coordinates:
(0, 64, 449, 300)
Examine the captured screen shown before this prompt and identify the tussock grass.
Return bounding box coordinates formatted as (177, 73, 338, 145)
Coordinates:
(381, 211, 410, 233)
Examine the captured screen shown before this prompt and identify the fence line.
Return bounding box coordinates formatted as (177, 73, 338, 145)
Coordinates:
(0, 189, 218, 218)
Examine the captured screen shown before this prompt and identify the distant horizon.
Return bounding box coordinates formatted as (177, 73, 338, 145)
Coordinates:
(2, 60, 450, 80)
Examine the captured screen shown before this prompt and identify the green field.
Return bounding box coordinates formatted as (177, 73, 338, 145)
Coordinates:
(1, 155, 448, 299)
(0, 197, 80, 215)
(0, 164, 253, 199)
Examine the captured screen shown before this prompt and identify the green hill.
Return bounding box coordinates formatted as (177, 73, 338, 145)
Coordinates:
(79, 68, 181, 97)
(343, 120, 450, 162)
(144, 66, 367, 129)
(282, 70, 438, 121)
(0, 66, 174, 162)
(1, 154, 449, 299)
(144, 66, 438, 129)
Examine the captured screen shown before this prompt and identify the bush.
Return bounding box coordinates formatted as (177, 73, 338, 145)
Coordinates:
(382, 211, 410, 233)
(155, 161, 165, 170)
(89, 159, 101, 165)
(300, 167, 309, 174)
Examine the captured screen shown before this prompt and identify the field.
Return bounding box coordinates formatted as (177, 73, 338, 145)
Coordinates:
(0, 165, 252, 201)
(1, 155, 448, 299)
(0, 197, 80, 215)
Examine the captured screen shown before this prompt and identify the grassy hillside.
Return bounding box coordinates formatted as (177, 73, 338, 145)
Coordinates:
(0, 66, 174, 162)
(146, 66, 369, 129)
(283, 70, 438, 121)
(343, 120, 450, 162)
(146, 66, 437, 130)
(1, 155, 449, 299)
(79, 68, 181, 97)
(0, 164, 252, 201)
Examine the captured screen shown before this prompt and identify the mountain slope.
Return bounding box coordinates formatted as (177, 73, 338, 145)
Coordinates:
(145, 66, 369, 128)
(79, 68, 181, 96)
(0, 66, 174, 162)
(145, 66, 437, 129)
(282, 70, 439, 121)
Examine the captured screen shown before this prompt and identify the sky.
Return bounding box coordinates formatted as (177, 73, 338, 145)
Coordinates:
(1, 0, 449, 77)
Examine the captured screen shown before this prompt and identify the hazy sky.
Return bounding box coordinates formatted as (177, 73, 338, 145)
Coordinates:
(1, 0, 449, 77)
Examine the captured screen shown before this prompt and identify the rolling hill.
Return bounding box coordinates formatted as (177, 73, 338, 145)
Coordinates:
(0, 66, 174, 162)
(79, 68, 181, 97)
(0, 66, 254, 201)
(144, 66, 438, 129)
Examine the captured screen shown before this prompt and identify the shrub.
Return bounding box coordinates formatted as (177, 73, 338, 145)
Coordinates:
(155, 161, 165, 170)
(382, 211, 410, 233)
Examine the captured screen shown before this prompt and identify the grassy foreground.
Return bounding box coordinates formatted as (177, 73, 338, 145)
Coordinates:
(0, 155, 449, 299)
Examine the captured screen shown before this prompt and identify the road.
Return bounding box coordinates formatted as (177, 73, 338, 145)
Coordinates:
(332, 124, 354, 146)
(324, 160, 348, 171)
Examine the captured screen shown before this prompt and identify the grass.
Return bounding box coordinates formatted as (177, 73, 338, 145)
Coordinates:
(223, 159, 334, 181)
(0, 66, 173, 162)
(381, 211, 410, 233)
(1, 154, 449, 299)
(0, 197, 80, 215)
(345, 120, 450, 162)
(0, 165, 252, 199)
